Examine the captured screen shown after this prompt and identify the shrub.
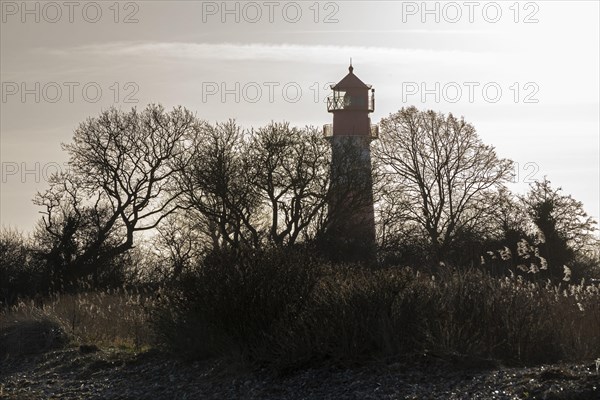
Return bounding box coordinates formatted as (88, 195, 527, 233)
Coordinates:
(259, 265, 431, 371)
(0, 307, 68, 360)
(0, 228, 43, 306)
(153, 249, 600, 372)
(150, 247, 322, 362)
(423, 269, 558, 364)
(1, 286, 156, 354)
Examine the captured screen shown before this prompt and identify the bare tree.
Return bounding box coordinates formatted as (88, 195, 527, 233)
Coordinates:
(486, 187, 531, 241)
(245, 122, 330, 247)
(177, 120, 333, 251)
(34, 104, 200, 282)
(176, 120, 262, 250)
(153, 211, 209, 278)
(373, 106, 514, 262)
(374, 172, 419, 250)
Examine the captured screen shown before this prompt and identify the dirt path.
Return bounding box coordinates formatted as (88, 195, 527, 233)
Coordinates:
(1, 347, 599, 399)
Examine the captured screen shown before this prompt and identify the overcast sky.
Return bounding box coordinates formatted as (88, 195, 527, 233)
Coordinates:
(1, 0, 599, 232)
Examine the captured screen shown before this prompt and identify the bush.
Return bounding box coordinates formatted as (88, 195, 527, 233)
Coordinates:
(0, 228, 146, 307)
(1, 286, 156, 354)
(423, 268, 558, 364)
(0, 308, 69, 360)
(150, 247, 322, 362)
(261, 265, 426, 370)
(0, 229, 43, 306)
(152, 251, 600, 372)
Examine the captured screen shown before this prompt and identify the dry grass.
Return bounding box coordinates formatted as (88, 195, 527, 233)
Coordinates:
(0, 309, 68, 359)
(1, 286, 157, 355)
(2, 258, 598, 372)
(423, 269, 600, 363)
(152, 258, 600, 371)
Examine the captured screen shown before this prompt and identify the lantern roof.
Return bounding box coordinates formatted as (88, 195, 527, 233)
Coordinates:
(331, 64, 372, 90)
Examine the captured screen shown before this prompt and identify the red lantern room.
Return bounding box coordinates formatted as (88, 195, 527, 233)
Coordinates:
(324, 64, 378, 139)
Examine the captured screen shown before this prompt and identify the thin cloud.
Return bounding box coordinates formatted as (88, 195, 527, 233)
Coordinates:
(279, 29, 503, 34)
(42, 41, 497, 66)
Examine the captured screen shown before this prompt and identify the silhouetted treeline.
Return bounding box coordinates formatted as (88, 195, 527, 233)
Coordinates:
(1, 105, 599, 306)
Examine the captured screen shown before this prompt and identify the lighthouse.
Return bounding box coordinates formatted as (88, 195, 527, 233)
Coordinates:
(323, 64, 378, 261)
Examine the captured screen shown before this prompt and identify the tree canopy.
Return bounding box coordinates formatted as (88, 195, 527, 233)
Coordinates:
(374, 106, 514, 262)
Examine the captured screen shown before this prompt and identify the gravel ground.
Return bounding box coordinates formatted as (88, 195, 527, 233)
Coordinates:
(1, 347, 599, 399)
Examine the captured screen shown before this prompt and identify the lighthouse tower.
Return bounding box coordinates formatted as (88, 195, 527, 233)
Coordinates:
(324, 64, 378, 261)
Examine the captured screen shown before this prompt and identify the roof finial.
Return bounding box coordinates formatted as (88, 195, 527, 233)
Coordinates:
(349, 57, 353, 73)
